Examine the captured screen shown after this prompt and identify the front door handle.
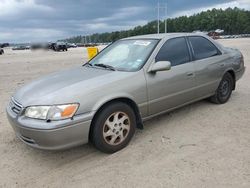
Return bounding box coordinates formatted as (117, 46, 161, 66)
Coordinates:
(187, 72, 194, 77)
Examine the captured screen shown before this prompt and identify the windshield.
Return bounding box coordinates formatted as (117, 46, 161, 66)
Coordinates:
(89, 39, 159, 71)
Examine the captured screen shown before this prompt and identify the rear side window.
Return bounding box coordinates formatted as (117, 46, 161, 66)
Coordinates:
(189, 36, 221, 60)
(155, 37, 190, 66)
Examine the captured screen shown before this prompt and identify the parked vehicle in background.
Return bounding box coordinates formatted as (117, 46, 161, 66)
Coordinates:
(12, 45, 30, 50)
(66, 43, 77, 48)
(30, 42, 68, 51)
(52, 42, 67, 51)
(76, 43, 98, 47)
(6, 33, 245, 153)
(56, 42, 67, 51)
(0, 48, 4, 55)
(0, 43, 9, 48)
(46, 42, 56, 51)
(31, 43, 46, 50)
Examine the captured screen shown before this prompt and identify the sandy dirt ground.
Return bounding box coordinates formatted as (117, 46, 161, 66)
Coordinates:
(0, 39, 249, 188)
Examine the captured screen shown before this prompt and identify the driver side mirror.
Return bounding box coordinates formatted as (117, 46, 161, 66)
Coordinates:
(149, 61, 171, 73)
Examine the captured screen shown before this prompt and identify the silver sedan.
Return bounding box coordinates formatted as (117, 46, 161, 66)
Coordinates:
(6, 33, 245, 153)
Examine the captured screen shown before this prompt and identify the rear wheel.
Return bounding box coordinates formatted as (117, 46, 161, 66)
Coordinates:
(210, 72, 233, 104)
(91, 102, 136, 153)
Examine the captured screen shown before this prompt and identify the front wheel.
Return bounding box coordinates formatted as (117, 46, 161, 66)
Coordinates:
(91, 102, 136, 153)
(210, 72, 233, 104)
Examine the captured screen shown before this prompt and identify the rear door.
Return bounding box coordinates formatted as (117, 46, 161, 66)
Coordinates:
(187, 36, 226, 98)
(145, 37, 197, 115)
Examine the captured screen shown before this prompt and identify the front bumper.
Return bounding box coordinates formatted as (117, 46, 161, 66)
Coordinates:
(6, 104, 93, 150)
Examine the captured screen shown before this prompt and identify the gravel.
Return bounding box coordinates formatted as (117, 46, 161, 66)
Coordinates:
(0, 39, 249, 188)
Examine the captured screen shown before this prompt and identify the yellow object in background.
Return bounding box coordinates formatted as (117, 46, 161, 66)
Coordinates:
(87, 47, 99, 60)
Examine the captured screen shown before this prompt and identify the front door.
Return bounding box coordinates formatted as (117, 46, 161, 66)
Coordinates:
(145, 37, 196, 116)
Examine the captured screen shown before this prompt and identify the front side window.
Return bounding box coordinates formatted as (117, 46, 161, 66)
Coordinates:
(189, 36, 221, 60)
(155, 37, 190, 66)
(89, 39, 159, 71)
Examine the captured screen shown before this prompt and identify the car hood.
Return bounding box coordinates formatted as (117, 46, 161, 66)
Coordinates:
(13, 66, 130, 106)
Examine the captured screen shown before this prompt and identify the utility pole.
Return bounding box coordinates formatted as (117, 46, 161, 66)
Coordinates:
(157, 2, 160, 34)
(89, 35, 91, 43)
(157, 1, 168, 34)
(164, 3, 167, 33)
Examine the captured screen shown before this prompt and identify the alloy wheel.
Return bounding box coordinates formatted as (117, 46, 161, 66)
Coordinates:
(103, 111, 130, 146)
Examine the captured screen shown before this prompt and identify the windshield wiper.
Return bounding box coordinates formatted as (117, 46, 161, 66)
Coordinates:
(94, 63, 116, 71)
(83, 62, 93, 67)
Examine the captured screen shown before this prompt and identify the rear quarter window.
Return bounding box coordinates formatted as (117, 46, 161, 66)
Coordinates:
(189, 36, 221, 60)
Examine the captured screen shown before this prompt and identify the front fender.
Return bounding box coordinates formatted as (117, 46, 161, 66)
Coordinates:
(91, 93, 136, 112)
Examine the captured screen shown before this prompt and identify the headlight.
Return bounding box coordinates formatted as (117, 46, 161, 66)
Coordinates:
(24, 104, 79, 120)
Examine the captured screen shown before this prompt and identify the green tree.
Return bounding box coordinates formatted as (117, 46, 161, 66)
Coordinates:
(63, 7, 250, 43)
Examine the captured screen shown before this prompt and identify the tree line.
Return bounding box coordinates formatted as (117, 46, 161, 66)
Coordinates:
(63, 7, 250, 43)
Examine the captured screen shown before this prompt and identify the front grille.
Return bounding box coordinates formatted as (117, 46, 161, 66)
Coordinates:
(9, 97, 23, 115)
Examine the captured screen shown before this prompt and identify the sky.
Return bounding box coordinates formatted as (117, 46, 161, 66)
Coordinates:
(0, 0, 249, 43)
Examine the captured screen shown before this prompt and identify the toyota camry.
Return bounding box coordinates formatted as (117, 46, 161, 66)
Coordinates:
(6, 33, 245, 153)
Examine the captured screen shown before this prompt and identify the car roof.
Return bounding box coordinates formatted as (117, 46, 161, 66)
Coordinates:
(122, 32, 207, 40)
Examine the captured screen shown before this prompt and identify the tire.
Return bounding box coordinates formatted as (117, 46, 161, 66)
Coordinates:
(91, 102, 136, 153)
(210, 72, 233, 104)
